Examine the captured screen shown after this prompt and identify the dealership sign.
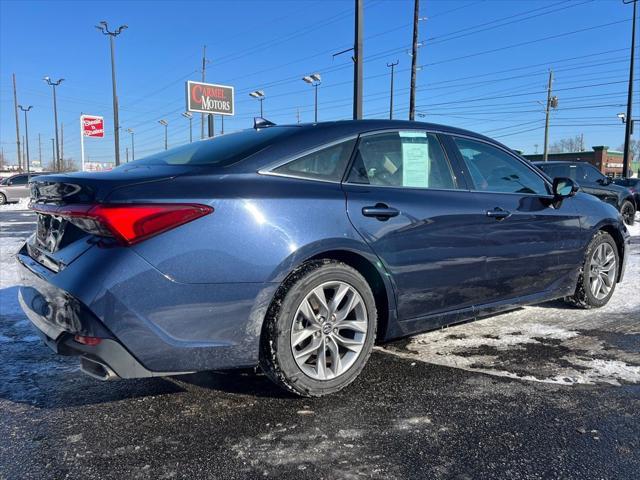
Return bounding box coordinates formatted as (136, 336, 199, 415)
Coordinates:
(81, 115, 104, 137)
(186, 81, 234, 116)
(80, 114, 104, 172)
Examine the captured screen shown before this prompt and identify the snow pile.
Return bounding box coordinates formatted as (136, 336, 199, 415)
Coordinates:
(0, 198, 30, 211)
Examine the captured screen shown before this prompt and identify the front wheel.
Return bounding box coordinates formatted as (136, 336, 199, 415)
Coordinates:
(565, 231, 619, 309)
(260, 260, 377, 397)
(620, 200, 635, 226)
(0, 193, 6, 206)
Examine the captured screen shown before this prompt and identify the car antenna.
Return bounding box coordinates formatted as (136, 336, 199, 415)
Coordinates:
(253, 117, 276, 129)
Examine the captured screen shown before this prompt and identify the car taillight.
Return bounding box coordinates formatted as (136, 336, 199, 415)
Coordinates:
(74, 335, 102, 346)
(30, 203, 213, 245)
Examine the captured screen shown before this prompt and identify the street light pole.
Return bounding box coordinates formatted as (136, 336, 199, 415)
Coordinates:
(302, 74, 322, 122)
(126, 128, 135, 161)
(182, 112, 193, 142)
(249, 91, 266, 117)
(96, 21, 127, 166)
(387, 60, 399, 120)
(18, 105, 32, 177)
(623, 0, 637, 178)
(158, 120, 168, 150)
(43, 76, 63, 171)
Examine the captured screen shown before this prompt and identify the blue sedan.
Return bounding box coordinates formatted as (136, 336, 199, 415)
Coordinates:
(17, 120, 630, 396)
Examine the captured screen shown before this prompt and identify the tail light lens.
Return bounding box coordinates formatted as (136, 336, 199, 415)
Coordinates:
(31, 203, 213, 245)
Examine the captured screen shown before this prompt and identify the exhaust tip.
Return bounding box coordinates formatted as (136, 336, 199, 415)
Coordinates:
(80, 356, 119, 381)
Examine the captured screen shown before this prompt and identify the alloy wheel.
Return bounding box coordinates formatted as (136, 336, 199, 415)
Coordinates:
(290, 281, 368, 380)
(621, 202, 635, 225)
(588, 242, 616, 300)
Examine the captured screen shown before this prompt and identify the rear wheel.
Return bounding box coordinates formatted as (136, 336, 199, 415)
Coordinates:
(620, 200, 635, 226)
(260, 260, 377, 397)
(0, 193, 6, 205)
(565, 231, 619, 309)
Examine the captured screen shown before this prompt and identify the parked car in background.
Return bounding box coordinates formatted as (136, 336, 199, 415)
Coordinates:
(613, 177, 640, 211)
(17, 120, 630, 397)
(0, 173, 51, 205)
(533, 161, 636, 225)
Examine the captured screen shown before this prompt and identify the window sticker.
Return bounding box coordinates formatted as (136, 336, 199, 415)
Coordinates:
(400, 132, 429, 188)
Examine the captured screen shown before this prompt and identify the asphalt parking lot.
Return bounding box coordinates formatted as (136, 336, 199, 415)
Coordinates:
(1, 206, 639, 480)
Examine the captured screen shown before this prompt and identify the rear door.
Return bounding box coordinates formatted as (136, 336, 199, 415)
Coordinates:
(6, 174, 30, 200)
(448, 135, 582, 303)
(343, 129, 486, 328)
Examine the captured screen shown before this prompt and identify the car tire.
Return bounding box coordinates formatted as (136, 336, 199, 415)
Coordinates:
(620, 200, 635, 226)
(259, 259, 377, 397)
(0, 193, 6, 205)
(565, 231, 619, 309)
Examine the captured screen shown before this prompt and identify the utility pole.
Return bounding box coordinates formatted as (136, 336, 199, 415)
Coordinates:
(543, 69, 558, 162)
(126, 147, 129, 163)
(18, 105, 32, 176)
(51, 138, 55, 170)
(623, 0, 637, 178)
(44, 76, 63, 171)
(96, 21, 127, 166)
(387, 60, 399, 119)
(12, 74, 22, 171)
(60, 122, 64, 164)
(201, 45, 207, 139)
(409, 0, 420, 121)
(353, 0, 363, 120)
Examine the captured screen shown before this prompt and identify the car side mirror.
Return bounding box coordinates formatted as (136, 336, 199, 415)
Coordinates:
(552, 177, 578, 198)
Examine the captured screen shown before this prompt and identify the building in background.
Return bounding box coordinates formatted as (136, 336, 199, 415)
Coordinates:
(524, 146, 627, 177)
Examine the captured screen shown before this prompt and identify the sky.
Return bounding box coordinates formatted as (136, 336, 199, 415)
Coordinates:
(0, 0, 638, 168)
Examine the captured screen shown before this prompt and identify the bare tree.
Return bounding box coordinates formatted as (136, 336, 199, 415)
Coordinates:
(618, 139, 640, 163)
(548, 134, 585, 153)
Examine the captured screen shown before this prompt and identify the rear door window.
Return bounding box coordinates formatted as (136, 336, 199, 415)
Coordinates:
(347, 131, 460, 189)
(271, 139, 356, 182)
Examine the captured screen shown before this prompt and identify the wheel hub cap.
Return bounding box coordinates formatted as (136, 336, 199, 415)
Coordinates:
(588, 243, 616, 300)
(290, 281, 368, 381)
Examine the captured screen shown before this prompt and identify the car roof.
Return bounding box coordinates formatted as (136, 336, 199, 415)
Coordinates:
(269, 119, 497, 143)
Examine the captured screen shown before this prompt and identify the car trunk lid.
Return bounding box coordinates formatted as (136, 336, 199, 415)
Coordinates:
(27, 165, 194, 271)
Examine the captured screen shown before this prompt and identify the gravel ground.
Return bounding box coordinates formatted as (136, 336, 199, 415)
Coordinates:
(0, 207, 638, 480)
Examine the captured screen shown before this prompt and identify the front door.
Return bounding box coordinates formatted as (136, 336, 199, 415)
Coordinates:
(344, 130, 487, 329)
(447, 135, 582, 304)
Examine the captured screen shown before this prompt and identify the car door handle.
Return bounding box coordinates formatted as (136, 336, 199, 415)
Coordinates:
(486, 207, 511, 220)
(362, 204, 400, 220)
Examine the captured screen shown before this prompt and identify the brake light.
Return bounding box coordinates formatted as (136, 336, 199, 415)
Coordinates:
(74, 335, 102, 346)
(30, 203, 213, 245)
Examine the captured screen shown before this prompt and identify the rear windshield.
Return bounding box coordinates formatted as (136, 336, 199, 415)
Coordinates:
(130, 127, 298, 167)
(536, 164, 570, 178)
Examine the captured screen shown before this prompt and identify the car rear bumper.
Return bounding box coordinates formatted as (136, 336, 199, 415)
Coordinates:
(16, 242, 279, 377)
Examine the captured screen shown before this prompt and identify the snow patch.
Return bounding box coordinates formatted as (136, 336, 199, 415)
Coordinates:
(0, 198, 30, 211)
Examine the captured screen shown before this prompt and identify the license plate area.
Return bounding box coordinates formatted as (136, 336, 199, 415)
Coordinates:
(35, 213, 68, 253)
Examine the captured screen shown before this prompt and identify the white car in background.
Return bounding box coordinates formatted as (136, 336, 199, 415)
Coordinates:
(0, 173, 48, 205)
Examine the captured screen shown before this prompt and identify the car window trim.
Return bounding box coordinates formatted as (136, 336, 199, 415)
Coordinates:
(447, 132, 552, 196)
(342, 128, 469, 191)
(258, 135, 359, 184)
